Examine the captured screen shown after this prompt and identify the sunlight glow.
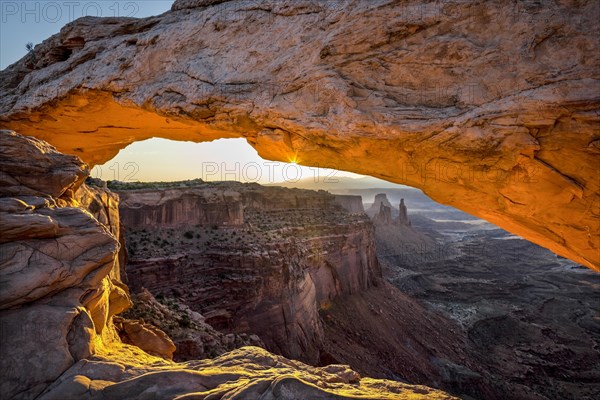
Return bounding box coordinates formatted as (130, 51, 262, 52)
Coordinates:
(90, 138, 365, 184)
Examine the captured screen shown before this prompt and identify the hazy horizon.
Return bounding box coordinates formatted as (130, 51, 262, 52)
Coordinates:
(90, 137, 391, 186)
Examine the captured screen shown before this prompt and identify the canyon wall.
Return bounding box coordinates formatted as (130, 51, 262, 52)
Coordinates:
(0, 130, 456, 400)
(333, 194, 365, 214)
(119, 183, 380, 364)
(0, 0, 597, 269)
(118, 187, 244, 228)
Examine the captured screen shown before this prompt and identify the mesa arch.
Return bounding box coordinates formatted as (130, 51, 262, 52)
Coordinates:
(0, 0, 598, 270)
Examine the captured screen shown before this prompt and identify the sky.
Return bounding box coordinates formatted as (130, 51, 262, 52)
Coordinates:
(90, 138, 364, 184)
(0, 0, 370, 184)
(1, 1, 174, 69)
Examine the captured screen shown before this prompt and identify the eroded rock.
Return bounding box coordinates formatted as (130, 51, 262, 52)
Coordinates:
(120, 289, 264, 361)
(0, 131, 124, 399)
(118, 181, 380, 363)
(113, 316, 176, 360)
(0, 1, 597, 269)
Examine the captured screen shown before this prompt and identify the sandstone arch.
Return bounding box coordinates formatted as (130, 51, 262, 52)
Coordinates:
(1, 0, 598, 270)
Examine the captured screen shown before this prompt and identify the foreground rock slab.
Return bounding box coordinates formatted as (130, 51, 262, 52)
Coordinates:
(0, 0, 598, 270)
(39, 345, 459, 400)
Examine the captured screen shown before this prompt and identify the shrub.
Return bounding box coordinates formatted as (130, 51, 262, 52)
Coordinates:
(179, 313, 191, 328)
(183, 231, 194, 239)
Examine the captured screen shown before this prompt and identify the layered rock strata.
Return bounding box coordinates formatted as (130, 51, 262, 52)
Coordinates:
(118, 181, 488, 397)
(119, 182, 380, 364)
(118, 187, 244, 228)
(0, 131, 127, 399)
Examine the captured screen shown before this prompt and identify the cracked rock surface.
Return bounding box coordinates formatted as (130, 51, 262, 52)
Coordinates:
(0, 0, 598, 269)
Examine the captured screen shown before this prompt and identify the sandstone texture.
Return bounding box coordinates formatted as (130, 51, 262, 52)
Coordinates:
(0, 131, 124, 399)
(118, 186, 244, 228)
(0, 0, 597, 270)
(1, 131, 455, 399)
(113, 316, 176, 360)
(38, 345, 458, 400)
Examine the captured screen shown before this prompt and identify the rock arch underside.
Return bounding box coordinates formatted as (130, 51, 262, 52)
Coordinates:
(0, 0, 599, 399)
(1, 0, 599, 270)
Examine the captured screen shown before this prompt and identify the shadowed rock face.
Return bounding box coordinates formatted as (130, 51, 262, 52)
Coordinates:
(0, 131, 126, 399)
(0, 0, 598, 270)
(373, 203, 393, 225)
(398, 199, 410, 226)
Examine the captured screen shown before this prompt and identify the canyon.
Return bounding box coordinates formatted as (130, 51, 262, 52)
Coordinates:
(108, 183, 599, 399)
(0, 130, 458, 399)
(365, 189, 600, 399)
(115, 180, 504, 398)
(0, 0, 598, 270)
(1, 131, 597, 399)
(117, 182, 380, 363)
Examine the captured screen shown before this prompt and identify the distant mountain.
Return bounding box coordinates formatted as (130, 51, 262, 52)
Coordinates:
(266, 175, 410, 191)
